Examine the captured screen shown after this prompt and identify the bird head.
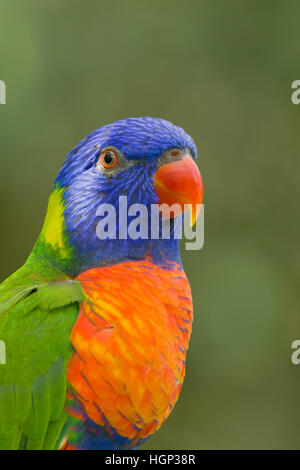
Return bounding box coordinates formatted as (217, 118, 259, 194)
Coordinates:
(35, 117, 203, 276)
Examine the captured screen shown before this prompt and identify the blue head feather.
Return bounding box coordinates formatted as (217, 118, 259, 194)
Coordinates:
(50, 117, 197, 275)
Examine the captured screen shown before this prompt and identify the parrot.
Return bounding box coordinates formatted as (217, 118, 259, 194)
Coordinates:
(0, 117, 203, 450)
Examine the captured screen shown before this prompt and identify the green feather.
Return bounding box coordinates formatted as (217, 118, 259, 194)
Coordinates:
(0, 260, 85, 450)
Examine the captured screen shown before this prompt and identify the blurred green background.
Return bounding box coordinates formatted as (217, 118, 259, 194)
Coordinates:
(0, 0, 300, 449)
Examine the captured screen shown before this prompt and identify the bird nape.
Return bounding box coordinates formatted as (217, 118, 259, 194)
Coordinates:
(0, 117, 203, 450)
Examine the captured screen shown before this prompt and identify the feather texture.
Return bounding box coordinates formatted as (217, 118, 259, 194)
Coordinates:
(63, 259, 193, 449)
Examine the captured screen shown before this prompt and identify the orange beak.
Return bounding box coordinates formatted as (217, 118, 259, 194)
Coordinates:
(154, 156, 203, 226)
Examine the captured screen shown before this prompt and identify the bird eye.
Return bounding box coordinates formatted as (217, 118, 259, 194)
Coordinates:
(100, 149, 118, 169)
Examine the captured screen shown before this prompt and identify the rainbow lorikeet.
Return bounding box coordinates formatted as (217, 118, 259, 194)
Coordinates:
(0, 117, 203, 450)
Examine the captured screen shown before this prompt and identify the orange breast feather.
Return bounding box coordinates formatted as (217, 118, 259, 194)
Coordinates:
(67, 259, 193, 442)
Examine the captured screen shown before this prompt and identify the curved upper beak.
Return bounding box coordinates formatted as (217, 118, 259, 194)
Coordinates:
(154, 156, 203, 226)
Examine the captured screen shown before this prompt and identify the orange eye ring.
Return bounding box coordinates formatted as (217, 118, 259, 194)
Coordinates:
(100, 149, 118, 169)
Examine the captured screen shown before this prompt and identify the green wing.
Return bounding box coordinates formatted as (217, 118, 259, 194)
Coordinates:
(0, 265, 84, 450)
